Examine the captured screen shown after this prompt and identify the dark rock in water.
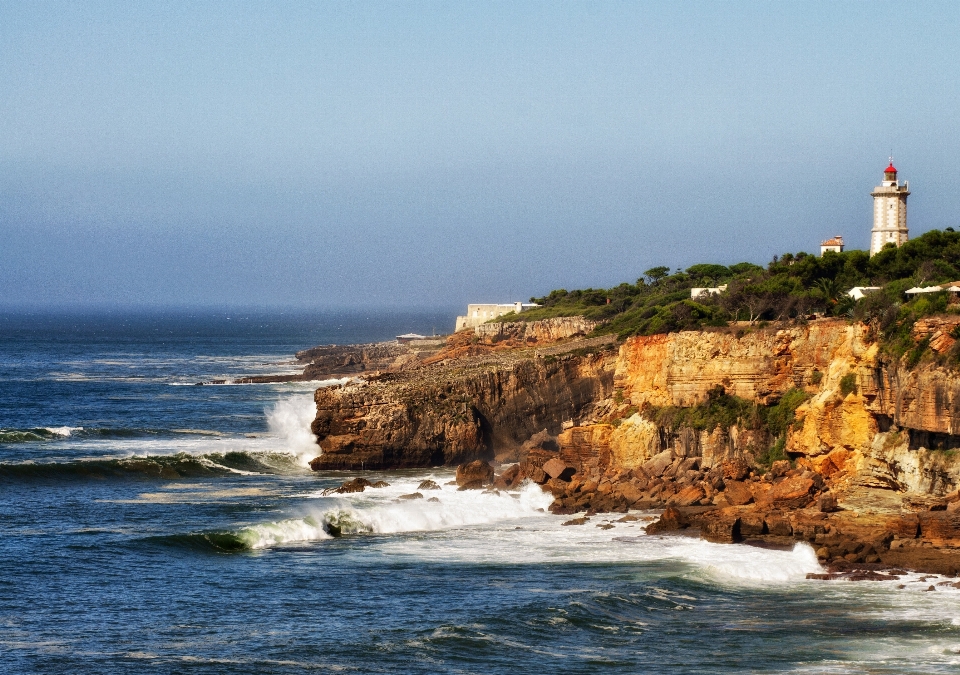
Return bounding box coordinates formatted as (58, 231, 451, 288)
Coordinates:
(549, 501, 579, 515)
(456, 460, 494, 487)
(398, 492, 423, 500)
(493, 464, 523, 490)
(645, 506, 688, 534)
(322, 477, 372, 495)
(597, 523, 614, 530)
(427, 497, 440, 503)
(458, 479, 486, 491)
(417, 479, 441, 490)
(563, 517, 589, 526)
(699, 510, 742, 543)
(323, 521, 342, 537)
(617, 514, 641, 523)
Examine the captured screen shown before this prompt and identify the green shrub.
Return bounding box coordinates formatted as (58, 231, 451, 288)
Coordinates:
(647, 386, 757, 433)
(760, 388, 810, 438)
(810, 369, 823, 385)
(839, 373, 858, 397)
(756, 436, 789, 468)
(499, 229, 960, 366)
(905, 337, 930, 369)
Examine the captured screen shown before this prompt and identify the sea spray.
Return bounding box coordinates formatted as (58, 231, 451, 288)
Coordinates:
(266, 393, 320, 465)
(207, 479, 556, 550)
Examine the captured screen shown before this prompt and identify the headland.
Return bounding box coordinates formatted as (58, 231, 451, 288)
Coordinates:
(296, 228, 960, 577)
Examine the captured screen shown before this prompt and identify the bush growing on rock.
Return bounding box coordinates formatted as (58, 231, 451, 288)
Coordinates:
(839, 373, 858, 397)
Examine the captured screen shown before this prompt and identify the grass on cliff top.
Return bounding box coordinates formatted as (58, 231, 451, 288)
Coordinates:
(495, 229, 960, 347)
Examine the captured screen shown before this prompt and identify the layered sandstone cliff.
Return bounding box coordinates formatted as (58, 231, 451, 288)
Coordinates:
(307, 318, 960, 492)
(554, 320, 959, 493)
(308, 345, 615, 471)
(474, 316, 599, 345)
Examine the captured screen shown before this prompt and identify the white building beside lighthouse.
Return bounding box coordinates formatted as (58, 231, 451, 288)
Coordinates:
(870, 161, 910, 256)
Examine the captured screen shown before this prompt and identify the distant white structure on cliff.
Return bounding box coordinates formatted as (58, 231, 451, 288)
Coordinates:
(690, 285, 727, 300)
(820, 235, 844, 256)
(847, 286, 882, 300)
(870, 161, 910, 256)
(455, 302, 539, 331)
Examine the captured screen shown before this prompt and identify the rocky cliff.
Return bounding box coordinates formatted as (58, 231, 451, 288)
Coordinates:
(306, 316, 960, 572)
(308, 343, 615, 471)
(474, 316, 599, 345)
(307, 318, 960, 489)
(296, 341, 442, 378)
(559, 319, 960, 495)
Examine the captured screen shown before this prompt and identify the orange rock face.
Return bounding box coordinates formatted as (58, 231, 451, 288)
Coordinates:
(763, 476, 815, 509)
(668, 485, 705, 507)
(723, 480, 754, 506)
(475, 316, 601, 345)
(614, 320, 868, 408)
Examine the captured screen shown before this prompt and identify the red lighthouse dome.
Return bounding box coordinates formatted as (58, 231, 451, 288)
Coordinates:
(884, 162, 897, 181)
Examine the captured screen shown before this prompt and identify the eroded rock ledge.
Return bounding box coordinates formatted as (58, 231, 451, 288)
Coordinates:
(308, 339, 616, 470)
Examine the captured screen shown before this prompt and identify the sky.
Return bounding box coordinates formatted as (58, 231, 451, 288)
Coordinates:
(2, 1, 960, 310)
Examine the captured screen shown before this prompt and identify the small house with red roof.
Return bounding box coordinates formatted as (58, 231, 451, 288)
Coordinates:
(820, 235, 844, 255)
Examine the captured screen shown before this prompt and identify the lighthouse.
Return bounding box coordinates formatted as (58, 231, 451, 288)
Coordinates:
(869, 161, 910, 256)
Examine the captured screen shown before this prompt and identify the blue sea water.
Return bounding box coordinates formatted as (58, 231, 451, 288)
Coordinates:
(3, 310, 960, 674)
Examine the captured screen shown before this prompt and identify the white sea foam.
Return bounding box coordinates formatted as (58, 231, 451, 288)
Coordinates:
(675, 538, 822, 583)
(238, 516, 332, 549)
(268, 474, 824, 585)
(234, 479, 555, 549)
(265, 393, 321, 466)
(242, 483, 824, 587)
(44, 426, 82, 437)
(320, 479, 555, 534)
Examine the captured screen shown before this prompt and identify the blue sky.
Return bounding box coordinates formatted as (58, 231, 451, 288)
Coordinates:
(2, 1, 959, 309)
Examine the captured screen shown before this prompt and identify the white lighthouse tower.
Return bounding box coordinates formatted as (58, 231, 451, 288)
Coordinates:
(869, 160, 910, 256)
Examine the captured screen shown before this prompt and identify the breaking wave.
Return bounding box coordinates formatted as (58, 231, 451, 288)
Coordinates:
(161, 481, 555, 552)
(0, 426, 212, 444)
(0, 450, 306, 481)
(265, 393, 319, 466)
(0, 427, 85, 443)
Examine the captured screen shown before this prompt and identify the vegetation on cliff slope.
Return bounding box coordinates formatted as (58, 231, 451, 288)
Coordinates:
(644, 385, 810, 466)
(498, 229, 960, 356)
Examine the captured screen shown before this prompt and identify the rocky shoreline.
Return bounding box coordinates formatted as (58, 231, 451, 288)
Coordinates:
(485, 448, 960, 576)
(296, 316, 960, 576)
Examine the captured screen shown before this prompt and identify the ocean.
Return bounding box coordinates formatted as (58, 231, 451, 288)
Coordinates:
(2, 310, 960, 674)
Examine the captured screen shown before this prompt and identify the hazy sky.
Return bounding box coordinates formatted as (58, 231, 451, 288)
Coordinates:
(2, 2, 960, 309)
